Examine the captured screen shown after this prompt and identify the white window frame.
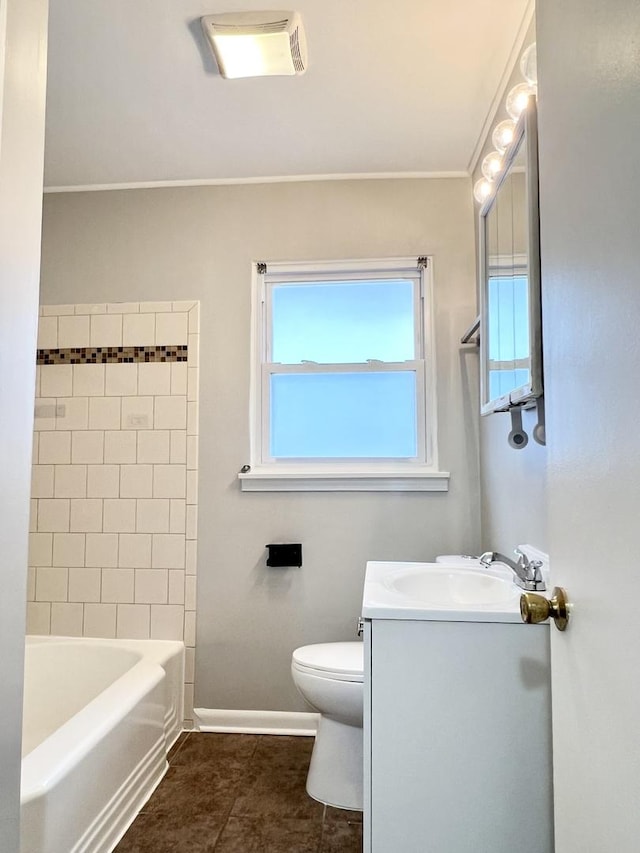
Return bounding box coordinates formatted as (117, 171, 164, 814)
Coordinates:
(241, 257, 449, 491)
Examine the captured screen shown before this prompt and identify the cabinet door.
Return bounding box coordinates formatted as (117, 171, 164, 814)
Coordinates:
(369, 619, 552, 853)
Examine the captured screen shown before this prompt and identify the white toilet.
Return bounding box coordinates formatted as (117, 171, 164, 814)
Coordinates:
(291, 641, 364, 811)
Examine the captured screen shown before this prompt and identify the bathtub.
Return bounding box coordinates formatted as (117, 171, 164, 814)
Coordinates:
(21, 636, 184, 853)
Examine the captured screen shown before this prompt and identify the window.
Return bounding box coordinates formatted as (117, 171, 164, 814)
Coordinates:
(241, 258, 449, 491)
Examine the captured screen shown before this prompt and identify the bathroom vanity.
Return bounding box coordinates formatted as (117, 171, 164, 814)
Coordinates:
(362, 561, 553, 853)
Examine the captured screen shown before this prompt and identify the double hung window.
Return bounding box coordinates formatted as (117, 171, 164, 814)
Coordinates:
(242, 258, 448, 491)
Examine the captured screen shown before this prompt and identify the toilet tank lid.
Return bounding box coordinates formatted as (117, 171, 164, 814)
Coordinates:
(292, 642, 363, 677)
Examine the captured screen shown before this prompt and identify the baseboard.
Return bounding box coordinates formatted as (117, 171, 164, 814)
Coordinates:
(194, 708, 319, 736)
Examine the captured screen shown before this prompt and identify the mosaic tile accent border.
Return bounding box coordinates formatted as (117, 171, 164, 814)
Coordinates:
(37, 344, 188, 365)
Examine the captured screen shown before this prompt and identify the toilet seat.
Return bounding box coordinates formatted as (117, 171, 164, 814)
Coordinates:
(292, 642, 363, 683)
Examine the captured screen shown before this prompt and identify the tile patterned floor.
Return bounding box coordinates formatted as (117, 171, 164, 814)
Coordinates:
(115, 733, 363, 853)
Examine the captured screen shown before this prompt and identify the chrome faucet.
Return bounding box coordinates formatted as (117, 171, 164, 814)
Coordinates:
(479, 548, 546, 591)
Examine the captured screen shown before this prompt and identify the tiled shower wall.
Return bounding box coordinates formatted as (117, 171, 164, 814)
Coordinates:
(27, 300, 199, 724)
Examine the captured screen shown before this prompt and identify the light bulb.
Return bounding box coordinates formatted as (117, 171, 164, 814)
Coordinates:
(481, 151, 503, 181)
(520, 43, 537, 86)
(506, 82, 536, 121)
(491, 119, 516, 155)
(473, 178, 493, 205)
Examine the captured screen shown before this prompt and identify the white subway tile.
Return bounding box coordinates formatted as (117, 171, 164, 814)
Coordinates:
(136, 499, 170, 533)
(68, 567, 101, 602)
(105, 363, 138, 397)
(187, 401, 199, 435)
(169, 570, 185, 605)
(36, 566, 68, 601)
(33, 398, 57, 432)
(55, 397, 89, 431)
(184, 684, 195, 724)
(42, 304, 74, 316)
(116, 604, 150, 639)
(31, 465, 54, 498)
(118, 533, 152, 568)
(120, 464, 153, 498)
(121, 396, 154, 430)
(90, 314, 122, 347)
(186, 436, 198, 470)
(185, 646, 195, 682)
(54, 465, 87, 498)
(153, 465, 186, 499)
(186, 470, 198, 505)
(185, 575, 197, 611)
(103, 499, 137, 533)
(58, 315, 90, 348)
(122, 312, 155, 346)
(185, 505, 198, 540)
(32, 432, 40, 463)
(139, 301, 172, 313)
(135, 569, 168, 604)
(52, 533, 86, 567)
(88, 397, 121, 430)
(85, 532, 119, 568)
(188, 303, 200, 332)
(39, 432, 71, 464)
(151, 534, 185, 569)
(138, 362, 171, 395)
(84, 603, 117, 638)
(37, 499, 70, 532)
(187, 368, 198, 402)
(156, 312, 188, 345)
(150, 604, 184, 640)
(30, 500, 38, 533)
(185, 540, 197, 575)
(188, 334, 199, 367)
(154, 396, 186, 430)
(170, 363, 187, 395)
(169, 430, 187, 463)
(104, 431, 137, 464)
(169, 499, 186, 534)
(37, 316, 58, 349)
(29, 532, 53, 566)
(107, 302, 139, 314)
(75, 303, 106, 315)
(27, 602, 51, 634)
(102, 568, 134, 603)
(72, 431, 104, 464)
(51, 603, 84, 636)
(73, 364, 105, 397)
(137, 431, 170, 464)
(173, 300, 196, 313)
(70, 498, 103, 533)
(41, 365, 73, 398)
(184, 610, 196, 646)
(35, 366, 41, 398)
(87, 464, 120, 498)
(27, 567, 36, 601)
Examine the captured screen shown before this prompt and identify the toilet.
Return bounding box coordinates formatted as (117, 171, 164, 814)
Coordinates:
(291, 641, 364, 811)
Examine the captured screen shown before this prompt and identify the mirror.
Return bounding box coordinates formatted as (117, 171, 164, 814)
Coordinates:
(479, 97, 542, 415)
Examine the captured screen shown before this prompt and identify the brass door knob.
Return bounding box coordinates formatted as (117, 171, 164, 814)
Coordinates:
(520, 587, 570, 631)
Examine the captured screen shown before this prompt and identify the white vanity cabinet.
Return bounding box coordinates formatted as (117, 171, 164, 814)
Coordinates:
(363, 615, 553, 853)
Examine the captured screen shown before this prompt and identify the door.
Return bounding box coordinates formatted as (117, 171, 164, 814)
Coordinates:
(537, 1, 640, 849)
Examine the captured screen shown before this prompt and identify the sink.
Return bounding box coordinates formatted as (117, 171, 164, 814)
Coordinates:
(386, 566, 516, 607)
(362, 561, 523, 623)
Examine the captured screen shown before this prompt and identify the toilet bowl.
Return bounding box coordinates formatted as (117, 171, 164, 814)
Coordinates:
(291, 641, 364, 811)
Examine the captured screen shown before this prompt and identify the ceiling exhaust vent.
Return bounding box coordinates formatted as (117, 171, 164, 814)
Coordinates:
(200, 11, 308, 79)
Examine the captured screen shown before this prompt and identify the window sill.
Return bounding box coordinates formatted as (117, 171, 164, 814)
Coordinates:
(238, 466, 450, 492)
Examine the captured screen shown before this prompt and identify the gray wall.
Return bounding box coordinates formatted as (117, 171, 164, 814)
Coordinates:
(0, 0, 48, 848)
(40, 177, 480, 711)
(472, 18, 548, 554)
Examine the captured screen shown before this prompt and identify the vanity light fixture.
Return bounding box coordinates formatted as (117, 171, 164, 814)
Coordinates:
(481, 150, 504, 181)
(473, 178, 493, 204)
(519, 42, 537, 86)
(492, 119, 516, 155)
(506, 82, 537, 121)
(200, 10, 308, 79)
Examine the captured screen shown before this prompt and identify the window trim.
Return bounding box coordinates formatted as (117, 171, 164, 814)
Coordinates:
(243, 257, 449, 492)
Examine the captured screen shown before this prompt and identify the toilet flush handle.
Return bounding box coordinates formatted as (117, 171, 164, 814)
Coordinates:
(357, 618, 364, 636)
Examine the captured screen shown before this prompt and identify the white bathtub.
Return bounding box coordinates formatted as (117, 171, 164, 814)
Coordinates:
(20, 636, 185, 853)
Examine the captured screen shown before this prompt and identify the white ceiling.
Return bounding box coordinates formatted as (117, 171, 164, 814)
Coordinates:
(44, 0, 533, 190)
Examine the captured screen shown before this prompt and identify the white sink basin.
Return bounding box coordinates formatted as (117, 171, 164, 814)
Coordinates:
(362, 561, 523, 622)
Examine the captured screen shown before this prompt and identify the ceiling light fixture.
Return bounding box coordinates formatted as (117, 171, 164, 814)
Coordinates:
(200, 11, 308, 79)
